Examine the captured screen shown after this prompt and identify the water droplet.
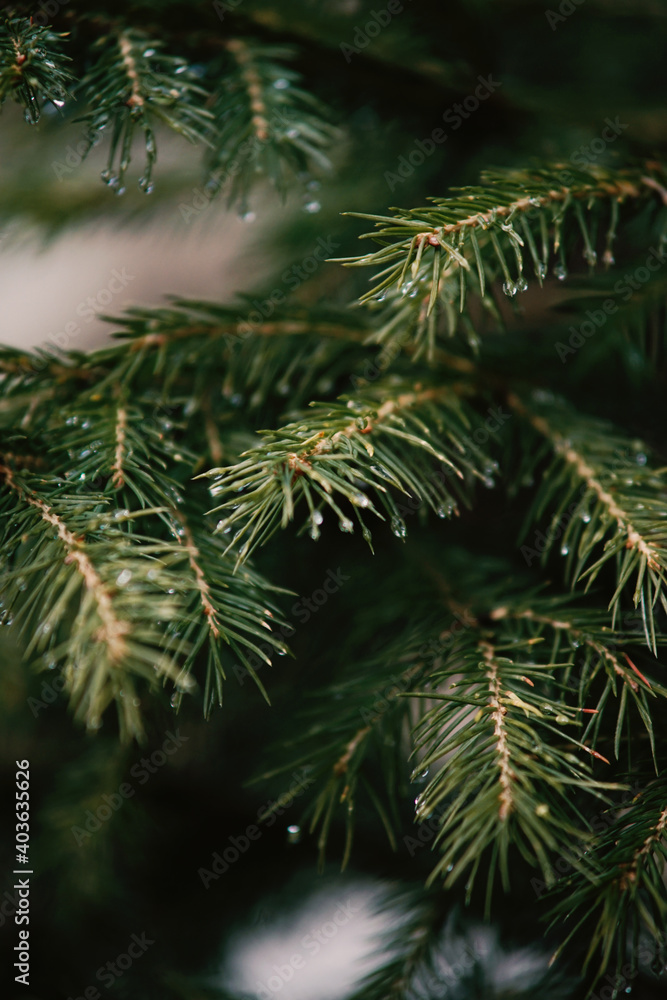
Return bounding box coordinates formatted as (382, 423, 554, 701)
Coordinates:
(24, 104, 40, 125)
(114, 185, 126, 197)
(53, 99, 65, 109)
(603, 250, 615, 267)
(502, 280, 517, 297)
(170, 692, 181, 709)
(351, 492, 370, 507)
(273, 78, 290, 90)
(241, 211, 256, 223)
(553, 262, 568, 281)
(583, 248, 598, 266)
(413, 767, 429, 784)
(312, 510, 324, 525)
(116, 569, 132, 587)
(339, 518, 354, 533)
(114, 509, 130, 520)
(286, 824, 301, 844)
(516, 276, 529, 292)
(286, 127, 300, 139)
(309, 523, 321, 540)
(483, 476, 495, 489)
(138, 176, 155, 194)
(581, 512, 591, 523)
(390, 516, 407, 538)
(89, 717, 102, 730)
(303, 200, 321, 214)
(436, 502, 455, 518)
(560, 544, 569, 555)
(143, 48, 156, 57)
(537, 262, 547, 280)
(635, 452, 647, 466)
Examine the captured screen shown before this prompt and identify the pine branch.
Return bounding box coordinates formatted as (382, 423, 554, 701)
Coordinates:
(0, 463, 188, 740)
(336, 163, 667, 353)
(547, 779, 667, 983)
(347, 888, 446, 1000)
(0, 15, 72, 124)
(487, 596, 667, 763)
(256, 618, 439, 868)
(164, 505, 289, 713)
(411, 632, 617, 906)
(205, 380, 496, 565)
(511, 392, 667, 654)
(205, 39, 338, 206)
(76, 28, 213, 193)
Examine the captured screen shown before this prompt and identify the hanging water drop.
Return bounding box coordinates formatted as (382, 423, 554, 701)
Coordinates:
(553, 262, 568, 281)
(273, 78, 290, 90)
(390, 516, 407, 538)
(339, 517, 354, 533)
(303, 200, 321, 214)
(352, 492, 370, 507)
(537, 261, 547, 280)
(635, 452, 647, 465)
(603, 250, 615, 267)
(241, 211, 256, 223)
(502, 280, 517, 297)
(286, 824, 302, 844)
(309, 523, 321, 540)
(560, 544, 569, 555)
(116, 569, 132, 587)
(413, 767, 429, 784)
(583, 248, 598, 266)
(24, 103, 40, 125)
(312, 510, 324, 525)
(516, 276, 529, 292)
